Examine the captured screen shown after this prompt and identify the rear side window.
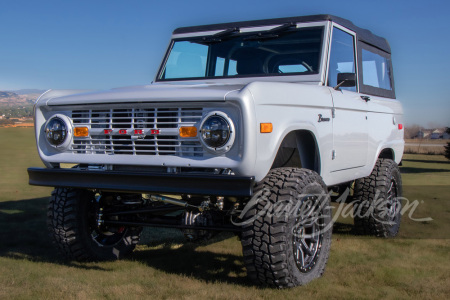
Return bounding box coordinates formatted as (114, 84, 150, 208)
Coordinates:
(359, 43, 395, 98)
(362, 49, 392, 90)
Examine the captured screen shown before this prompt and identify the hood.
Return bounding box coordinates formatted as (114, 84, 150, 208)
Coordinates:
(43, 83, 246, 106)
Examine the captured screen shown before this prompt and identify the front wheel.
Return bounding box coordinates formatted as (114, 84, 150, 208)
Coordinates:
(47, 188, 142, 261)
(241, 168, 332, 288)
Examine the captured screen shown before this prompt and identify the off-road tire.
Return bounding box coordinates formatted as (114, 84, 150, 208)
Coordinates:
(47, 188, 142, 261)
(241, 168, 332, 288)
(353, 159, 402, 237)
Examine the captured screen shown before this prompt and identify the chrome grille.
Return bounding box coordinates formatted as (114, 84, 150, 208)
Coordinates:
(70, 107, 204, 157)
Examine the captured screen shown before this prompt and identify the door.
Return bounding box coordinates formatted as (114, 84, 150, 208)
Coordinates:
(328, 26, 368, 172)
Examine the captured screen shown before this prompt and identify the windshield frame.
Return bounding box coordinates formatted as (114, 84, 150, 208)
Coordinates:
(155, 21, 330, 84)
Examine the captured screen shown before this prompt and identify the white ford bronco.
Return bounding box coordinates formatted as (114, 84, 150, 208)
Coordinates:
(29, 15, 404, 288)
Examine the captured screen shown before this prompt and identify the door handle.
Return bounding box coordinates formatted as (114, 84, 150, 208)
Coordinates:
(361, 95, 371, 102)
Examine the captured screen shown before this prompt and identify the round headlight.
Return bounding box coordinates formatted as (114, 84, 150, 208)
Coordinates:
(200, 112, 235, 153)
(45, 117, 68, 147)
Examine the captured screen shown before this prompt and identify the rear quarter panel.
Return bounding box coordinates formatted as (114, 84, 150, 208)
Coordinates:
(366, 95, 404, 167)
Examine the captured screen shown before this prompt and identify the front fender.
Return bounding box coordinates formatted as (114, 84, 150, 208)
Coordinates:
(243, 82, 334, 182)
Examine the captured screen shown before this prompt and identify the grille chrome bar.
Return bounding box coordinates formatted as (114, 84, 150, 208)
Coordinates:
(70, 107, 204, 157)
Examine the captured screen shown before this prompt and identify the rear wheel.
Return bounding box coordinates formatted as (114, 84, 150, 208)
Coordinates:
(47, 188, 142, 261)
(241, 168, 332, 288)
(353, 159, 402, 237)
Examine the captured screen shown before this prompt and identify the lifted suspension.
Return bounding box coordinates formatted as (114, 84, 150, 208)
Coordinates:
(99, 193, 243, 233)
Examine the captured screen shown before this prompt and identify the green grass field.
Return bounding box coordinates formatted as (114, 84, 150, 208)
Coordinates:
(1, 128, 449, 299)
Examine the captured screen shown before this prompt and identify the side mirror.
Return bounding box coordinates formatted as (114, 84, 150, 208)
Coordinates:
(334, 73, 356, 90)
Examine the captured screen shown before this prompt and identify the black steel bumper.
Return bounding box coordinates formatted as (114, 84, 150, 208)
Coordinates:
(28, 167, 254, 197)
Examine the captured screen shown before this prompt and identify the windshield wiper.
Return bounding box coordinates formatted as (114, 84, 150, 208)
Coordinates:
(243, 22, 297, 41)
(197, 27, 240, 44)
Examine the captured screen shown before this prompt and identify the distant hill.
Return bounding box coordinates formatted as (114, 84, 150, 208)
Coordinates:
(0, 90, 42, 107)
(0, 91, 19, 99)
(12, 89, 46, 95)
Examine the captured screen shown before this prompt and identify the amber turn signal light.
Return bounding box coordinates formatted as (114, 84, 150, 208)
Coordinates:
(260, 123, 273, 133)
(74, 127, 89, 137)
(179, 126, 197, 138)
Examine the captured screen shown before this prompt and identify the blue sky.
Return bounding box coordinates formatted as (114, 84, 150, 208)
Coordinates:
(0, 0, 449, 127)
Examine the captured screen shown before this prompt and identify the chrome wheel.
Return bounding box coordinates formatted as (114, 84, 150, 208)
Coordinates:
(293, 195, 324, 273)
(386, 179, 400, 223)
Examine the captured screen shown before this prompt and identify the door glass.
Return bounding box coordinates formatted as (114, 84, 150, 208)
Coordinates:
(328, 28, 356, 92)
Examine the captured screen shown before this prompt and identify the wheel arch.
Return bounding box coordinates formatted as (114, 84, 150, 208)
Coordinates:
(271, 130, 321, 174)
(378, 148, 395, 161)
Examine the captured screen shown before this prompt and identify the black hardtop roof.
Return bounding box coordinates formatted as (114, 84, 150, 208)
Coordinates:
(173, 14, 391, 53)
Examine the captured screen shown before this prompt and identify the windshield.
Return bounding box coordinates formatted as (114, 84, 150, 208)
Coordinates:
(158, 26, 324, 81)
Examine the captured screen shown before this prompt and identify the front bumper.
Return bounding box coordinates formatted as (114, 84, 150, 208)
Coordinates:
(28, 167, 254, 197)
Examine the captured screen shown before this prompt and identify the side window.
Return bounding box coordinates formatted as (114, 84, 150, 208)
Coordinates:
(361, 49, 392, 90)
(328, 27, 356, 92)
